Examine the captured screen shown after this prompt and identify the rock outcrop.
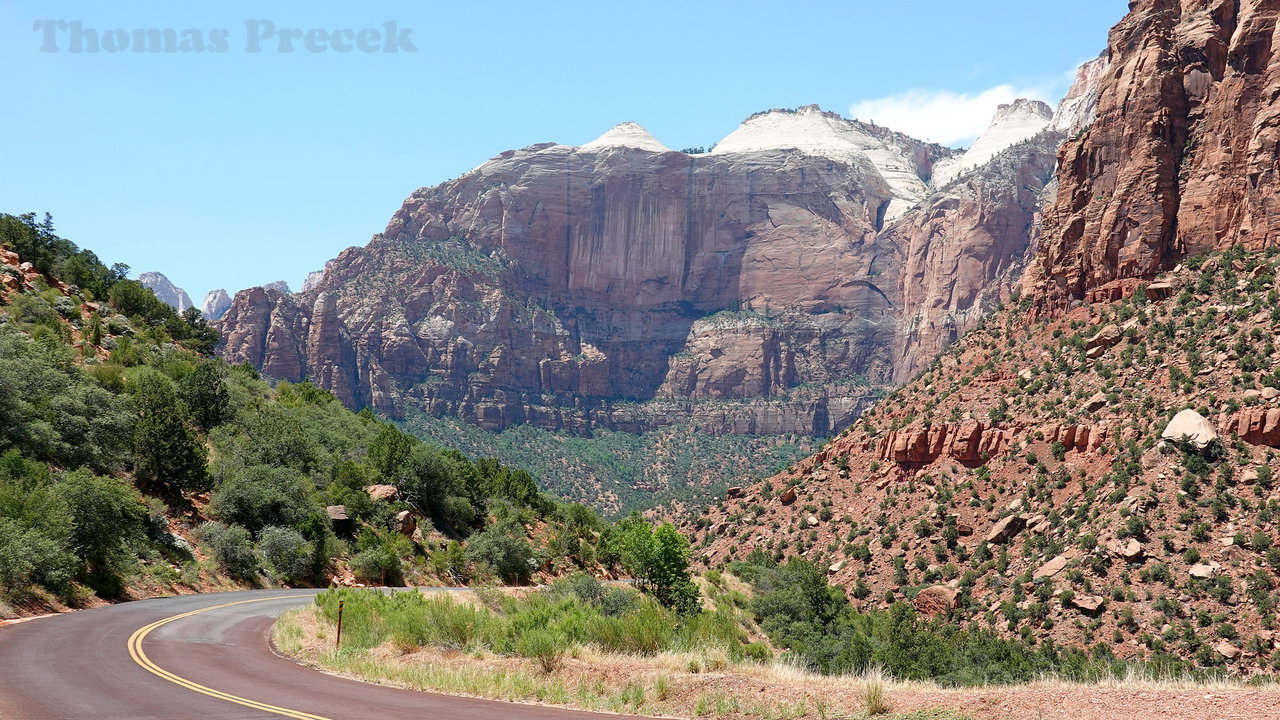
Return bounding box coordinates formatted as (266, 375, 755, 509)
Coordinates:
(888, 128, 1062, 378)
(1028, 0, 1280, 310)
(217, 100, 1074, 433)
(137, 272, 192, 313)
(1052, 52, 1110, 135)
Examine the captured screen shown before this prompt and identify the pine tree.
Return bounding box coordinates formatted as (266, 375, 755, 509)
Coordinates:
(131, 370, 208, 494)
(178, 362, 230, 431)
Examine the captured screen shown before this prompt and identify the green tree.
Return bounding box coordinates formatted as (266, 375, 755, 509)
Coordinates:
(368, 423, 415, 479)
(178, 362, 230, 430)
(179, 307, 219, 355)
(208, 465, 322, 535)
(615, 517, 699, 614)
(131, 369, 209, 493)
(55, 469, 146, 594)
(464, 519, 533, 584)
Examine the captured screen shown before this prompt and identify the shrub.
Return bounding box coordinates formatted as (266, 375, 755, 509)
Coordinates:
(464, 520, 533, 584)
(209, 465, 321, 535)
(349, 531, 408, 586)
(259, 526, 312, 584)
(55, 469, 146, 594)
(198, 522, 257, 579)
(516, 628, 566, 672)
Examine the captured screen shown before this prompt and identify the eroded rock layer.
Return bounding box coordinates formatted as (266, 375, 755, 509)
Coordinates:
(216, 103, 1069, 435)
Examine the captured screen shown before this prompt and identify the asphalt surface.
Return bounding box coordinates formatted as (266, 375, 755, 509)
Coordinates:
(0, 589, 644, 720)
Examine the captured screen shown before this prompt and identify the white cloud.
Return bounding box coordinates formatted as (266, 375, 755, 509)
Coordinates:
(849, 84, 1052, 147)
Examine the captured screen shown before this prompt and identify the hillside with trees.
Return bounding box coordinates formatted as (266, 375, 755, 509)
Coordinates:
(0, 212, 668, 615)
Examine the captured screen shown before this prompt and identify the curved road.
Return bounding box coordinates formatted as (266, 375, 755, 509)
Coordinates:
(0, 589, 644, 720)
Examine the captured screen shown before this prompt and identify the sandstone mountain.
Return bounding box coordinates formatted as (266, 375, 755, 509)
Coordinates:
(201, 288, 231, 320)
(1027, 0, 1280, 311)
(693, 0, 1280, 671)
(216, 101, 1077, 440)
(137, 271, 193, 313)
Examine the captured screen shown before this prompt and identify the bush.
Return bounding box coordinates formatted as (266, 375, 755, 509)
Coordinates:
(586, 599, 674, 655)
(198, 522, 258, 579)
(464, 520, 533, 584)
(55, 469, 146, 594)
(259, 526, 312, 584)
(209, 465, 321, 535)
(349, 530, 411, 586)
(516, 629, 566, 672)
(0, 518, 74, 593)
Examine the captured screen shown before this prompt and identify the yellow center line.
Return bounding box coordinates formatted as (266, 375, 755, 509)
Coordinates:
(127, 595, 333, 720)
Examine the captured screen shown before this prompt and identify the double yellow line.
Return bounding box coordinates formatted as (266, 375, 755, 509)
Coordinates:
(127, 595, 334, 720)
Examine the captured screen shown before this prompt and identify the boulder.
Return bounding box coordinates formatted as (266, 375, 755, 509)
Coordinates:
(1109, 538, 1144, 563)
(985, 514, 1025, 544)
(1189, 562, 1222, 579)
(828, 560, 845, 574)
(1085, 392, 1108, 412)
(1161, 409, 1218, 449)
(392, 510, 416, 536)
(1145, 281, 1174, 301)
(726, 486, 746, 499)
(1215, 640, 1241, 660)
(1033, 553, 1072, 579)
(779, 487, 797, 505)
(365, 484, 399, 502)
(326, 505, 353, 534)
(1266, 387, 1280, 401)
(806, 515, 820, 527)
(1085, 324, 1122, 354)
(1072, 594, 1105, 615)
(913, 585, 959, 617)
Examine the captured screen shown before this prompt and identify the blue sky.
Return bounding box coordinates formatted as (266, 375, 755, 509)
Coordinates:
(0, 1, 1124, 303)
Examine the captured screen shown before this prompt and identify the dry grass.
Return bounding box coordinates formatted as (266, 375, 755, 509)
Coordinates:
(273, 599, 1280, 720)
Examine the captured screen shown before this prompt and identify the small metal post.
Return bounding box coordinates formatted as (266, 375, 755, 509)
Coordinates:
(335, 600, 344, 651)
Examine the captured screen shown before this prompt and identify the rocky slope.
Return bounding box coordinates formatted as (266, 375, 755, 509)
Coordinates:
(216, 100, 1076, 437)
(693, 0, 1280, 671)
(693, 248, 1280, 671)
(137, 271, 192, 313)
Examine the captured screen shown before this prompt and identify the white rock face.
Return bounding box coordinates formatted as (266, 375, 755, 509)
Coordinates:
(201, 289, 231, 320)
(1161, 409, 1218, 449)
(301, 270, 325, 293)
(1053, 54, 1110, 135)
(580, 122, 671, 153)
(711, 105, 933, 222)
(263, 280, 292, 294)
(931, 99, 1053, 188)
(137, 271, 193, 313)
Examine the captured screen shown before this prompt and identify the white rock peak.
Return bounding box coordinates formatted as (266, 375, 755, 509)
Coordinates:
(201, 289, 231, 321)
(1053, 54, 1109, 135)
(931, 99, 1053, 188)
(580, 122, 671, 153)
(711, 105, 931, 222)
(137, 271, 193, 313)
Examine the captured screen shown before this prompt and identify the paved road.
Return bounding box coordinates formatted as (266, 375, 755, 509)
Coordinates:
(0, 589, 642, 720)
